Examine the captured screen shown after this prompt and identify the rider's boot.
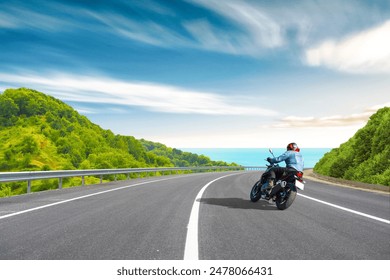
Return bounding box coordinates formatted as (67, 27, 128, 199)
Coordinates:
(267, 178, 275, 189)
(261, 178, 275, 200)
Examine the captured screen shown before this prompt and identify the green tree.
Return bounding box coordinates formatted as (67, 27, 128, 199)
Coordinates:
(21, 136, 39, 155)
(0, 87, 238, 196)
(0, 95, 19, 118)
(314, 107, 390, 186)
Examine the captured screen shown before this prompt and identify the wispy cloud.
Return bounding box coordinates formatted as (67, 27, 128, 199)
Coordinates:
(187, 0, 284, 48)
(185, 0, 383, 57)
(305, 20, 390, 74)
(183, 19, 244, 55)
(87, 6, 279, 56)
(183, 0, 285, 56)
(87, 11, 189, 47)
(0, 5, 73, 32)
(0, 72, 277, 117)
(270, 103, 390, 128)
(72, 107, 98, 114)
(83, 1, 292, 56)
(2, 0, 387, 61)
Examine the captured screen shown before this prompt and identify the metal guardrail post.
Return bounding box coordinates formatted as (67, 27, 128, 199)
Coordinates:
(27, 180, 31, 193)
(59, 177, 62, 189)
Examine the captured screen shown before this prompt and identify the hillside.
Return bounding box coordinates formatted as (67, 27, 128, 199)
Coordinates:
(0, 88, 236, 195)
(314, 107, 390, 186)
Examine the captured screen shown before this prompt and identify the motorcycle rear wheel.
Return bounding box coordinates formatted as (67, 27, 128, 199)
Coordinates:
(250, 180, 263, 202)
(276, 189, 297, 210)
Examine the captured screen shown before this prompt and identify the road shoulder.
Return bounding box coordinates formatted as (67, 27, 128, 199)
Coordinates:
(304, 169, 389, 195)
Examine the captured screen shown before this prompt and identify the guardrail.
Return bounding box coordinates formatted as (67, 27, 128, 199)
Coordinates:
(0, 166, 265, 194)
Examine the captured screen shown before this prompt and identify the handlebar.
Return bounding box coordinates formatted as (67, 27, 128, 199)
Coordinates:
(263, 149, 278, 167)
(265, 160, 279, 168)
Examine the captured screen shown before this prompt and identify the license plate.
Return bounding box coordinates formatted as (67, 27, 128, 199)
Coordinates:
(295, 180, 304, 190)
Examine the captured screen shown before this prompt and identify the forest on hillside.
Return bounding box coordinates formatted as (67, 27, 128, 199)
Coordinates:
(314, 107, 390, 186)
(0, 88, 237, 196)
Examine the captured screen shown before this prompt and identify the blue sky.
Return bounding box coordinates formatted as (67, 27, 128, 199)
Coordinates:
(0, 0, 389, 148)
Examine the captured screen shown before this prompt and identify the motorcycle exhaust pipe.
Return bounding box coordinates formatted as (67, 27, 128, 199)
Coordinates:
(269, 181, 284, 197)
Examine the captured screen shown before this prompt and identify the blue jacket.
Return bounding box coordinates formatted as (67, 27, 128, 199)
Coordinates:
(269, 150, 304, 172)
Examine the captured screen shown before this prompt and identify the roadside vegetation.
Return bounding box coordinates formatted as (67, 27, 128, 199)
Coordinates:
(314, 107, 389, 186)
(0, 88, 237, 197)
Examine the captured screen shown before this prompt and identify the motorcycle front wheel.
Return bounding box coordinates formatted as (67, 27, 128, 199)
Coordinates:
(250, 180, 263, 202)
(275, 189, 297, 210)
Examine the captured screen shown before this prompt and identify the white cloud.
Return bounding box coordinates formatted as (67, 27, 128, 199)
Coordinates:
(183, 19, 242, 55)
(87, 11, 188, 47)
(0, 12, 19, 28)
(72, 107, 97, 114)
(305, 20, 390, 74)
(184, 0, 284, 55)
(185, 0, 382, 57)
(3, 0, 387, 60)
(85, 0, 288, 56)
(0, 6, 73, 32)
(0, 72, 277, 117)
(270, 103, 390, 128)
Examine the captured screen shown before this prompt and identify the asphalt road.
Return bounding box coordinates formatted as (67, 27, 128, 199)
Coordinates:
(0, 171, 389, 260)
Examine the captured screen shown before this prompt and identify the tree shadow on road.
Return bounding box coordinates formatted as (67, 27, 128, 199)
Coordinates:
(197, 197, 278, 211)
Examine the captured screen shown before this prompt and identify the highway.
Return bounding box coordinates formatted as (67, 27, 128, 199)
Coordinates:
(0, 171, 389, 260)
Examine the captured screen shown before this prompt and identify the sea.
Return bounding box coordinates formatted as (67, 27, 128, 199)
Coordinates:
(179, 148, 332, 169)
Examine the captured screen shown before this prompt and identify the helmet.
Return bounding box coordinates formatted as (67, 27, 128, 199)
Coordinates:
(287, 142, 300, 152)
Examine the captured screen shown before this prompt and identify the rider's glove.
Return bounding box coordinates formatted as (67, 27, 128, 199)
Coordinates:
(267, 157, 272, 163)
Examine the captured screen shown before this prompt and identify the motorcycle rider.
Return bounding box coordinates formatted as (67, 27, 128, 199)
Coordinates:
(265, 142, 304, 190)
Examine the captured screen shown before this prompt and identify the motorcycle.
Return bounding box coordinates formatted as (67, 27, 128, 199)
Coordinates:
(250, 149, 305, 210)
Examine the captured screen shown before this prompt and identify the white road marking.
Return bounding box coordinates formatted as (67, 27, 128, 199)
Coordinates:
(184, 174, 389, 260)
(0, 177, 178, 221)
(184, 173, 239, 260)
(298, 193, 390, 224)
